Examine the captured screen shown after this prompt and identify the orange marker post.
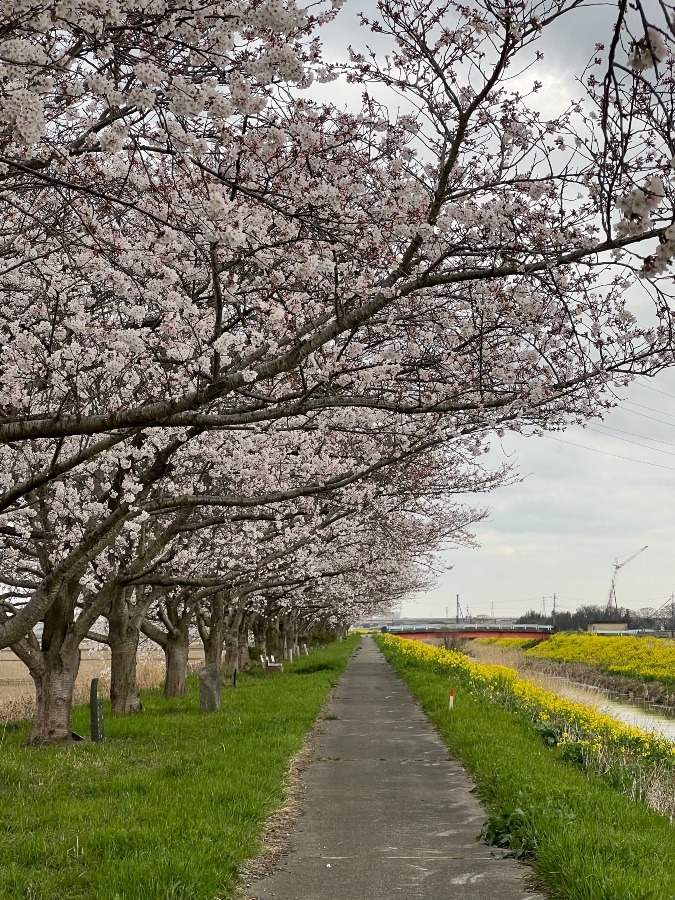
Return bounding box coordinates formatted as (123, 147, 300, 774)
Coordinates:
(448, 688, 455, 711)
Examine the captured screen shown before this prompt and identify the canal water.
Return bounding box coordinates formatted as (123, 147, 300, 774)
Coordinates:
(528, 673, 675, 742)
(467, 645, 675, 742)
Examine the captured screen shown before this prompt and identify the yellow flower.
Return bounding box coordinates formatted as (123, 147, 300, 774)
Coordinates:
(380, 634, 675, 771)
(526, 633, 675, 688)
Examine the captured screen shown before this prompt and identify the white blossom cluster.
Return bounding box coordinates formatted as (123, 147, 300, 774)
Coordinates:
(246, 0, 307, 36)
(205, 190, 233, 219)
(248, 44, 306, 83)
(1, 38, 48, 66)
(85, 71, 121, 103)
(99, 121, 128, 152)
(0, 86, 46, 144)
(128, 86, 156, 109)
(616, 176, 666, 236)
(168, 75, 207, 116)
(641, 223, 675, 278)
(134, 60, 165, 86)
(628, 27, 668, 71)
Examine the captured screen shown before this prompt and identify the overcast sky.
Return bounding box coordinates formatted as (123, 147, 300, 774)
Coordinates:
(312, 1, 674, 620)
(406, 370, 675, 620)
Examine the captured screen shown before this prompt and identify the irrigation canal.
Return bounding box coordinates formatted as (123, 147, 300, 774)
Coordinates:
(529, 674, 675, 742)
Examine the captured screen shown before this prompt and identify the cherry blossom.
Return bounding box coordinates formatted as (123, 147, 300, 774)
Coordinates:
(2, 0, 675, 743)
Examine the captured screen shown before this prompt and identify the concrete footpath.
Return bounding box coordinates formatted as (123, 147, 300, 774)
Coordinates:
(249, 636, 547, 899)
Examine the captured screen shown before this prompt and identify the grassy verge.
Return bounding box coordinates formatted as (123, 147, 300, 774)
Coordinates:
(0, 637, 359, 899)
(376, 635, 675, 900)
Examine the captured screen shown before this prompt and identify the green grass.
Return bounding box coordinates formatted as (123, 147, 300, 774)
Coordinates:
(0, 637, 359, 899)
(377, 637, 675, 900)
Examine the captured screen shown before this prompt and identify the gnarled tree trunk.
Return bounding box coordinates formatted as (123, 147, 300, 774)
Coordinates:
(252, 615, 267, 656)
(237, 616, 251, 671)
(203, 628, 223, 669)
(224, 606, 244, 676)
(224, 629, 238, 676)
(279, 617, 290, 661)
(199, 591, 226, 671)
(29, 643, 81, 744)
(164, 634, 190, 697)
(24, 580, 83, 745)
(265, 616, 281, 659)
(109, 628, 142, 714)
(108, 587, 143, 714)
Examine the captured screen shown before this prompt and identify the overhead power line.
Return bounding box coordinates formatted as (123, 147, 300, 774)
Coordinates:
(638, 378, 675, 401)
(615, 407, 675, 428)
(585, 427, 675, 458)
(542, 434, 675, 472)
(588, 423, 675, 448)
(622, 399, 675, 421)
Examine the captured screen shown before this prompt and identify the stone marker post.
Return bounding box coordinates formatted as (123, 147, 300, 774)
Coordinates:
(90, 678, 104, 743)
(199, 663, 222, 712)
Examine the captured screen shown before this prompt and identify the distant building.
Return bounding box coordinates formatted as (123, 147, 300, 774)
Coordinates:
(588, 622, 628, 633)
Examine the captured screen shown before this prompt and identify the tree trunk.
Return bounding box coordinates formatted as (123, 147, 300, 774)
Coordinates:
(224, 607, 244, 675)
(107, 587, 143, 715)
(201, 592, 226, 670)
(280, 620, 289, 661)
(286, 617, 298, 659)
(237, 620, 251, 671)
(224, 627, 238, 676)
(109, 628, 142, 714)
(28, 644, 81, 745)
(27, 577, 84, 745)
(265, 618, 280, 658)
(164, 635, 190, 697)
(252, 616, 266, 656)
(204, 625, 224, 670)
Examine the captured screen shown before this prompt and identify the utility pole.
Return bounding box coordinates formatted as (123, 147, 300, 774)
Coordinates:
(456, 594, 461, 623)
(671, 593, 674, 639)
(491, 601, 495, 620)
(542, 596, 546, 617)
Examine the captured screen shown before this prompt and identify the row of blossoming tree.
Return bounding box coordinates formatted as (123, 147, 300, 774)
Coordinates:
(1, 0, 674, 743)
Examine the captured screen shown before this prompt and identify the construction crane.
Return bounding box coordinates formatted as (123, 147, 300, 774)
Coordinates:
(653, 594, 675, 636)
(606, 545, 648, 613)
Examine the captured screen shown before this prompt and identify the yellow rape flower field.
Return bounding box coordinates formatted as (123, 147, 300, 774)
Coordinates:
(475, 636, 544, 651)
(380, 634, 675, 821)
(525, 632, 675, 686)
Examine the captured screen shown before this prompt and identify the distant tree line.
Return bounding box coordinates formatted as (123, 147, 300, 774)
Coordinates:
(516, 606, 675, 632)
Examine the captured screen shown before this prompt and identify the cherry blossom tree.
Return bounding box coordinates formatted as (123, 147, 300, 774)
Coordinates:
(2, 401, 492, 739)
(3, 0, 675, 743)
(116, 434, 490, 693)
(1, 0, 674, 459)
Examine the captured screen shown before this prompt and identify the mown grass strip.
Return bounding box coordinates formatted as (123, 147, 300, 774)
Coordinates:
(376, 635, 675, 900)
(0, 637, 359, 899)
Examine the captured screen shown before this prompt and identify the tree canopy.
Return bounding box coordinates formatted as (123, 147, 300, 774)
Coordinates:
(2, 0, 675, 742)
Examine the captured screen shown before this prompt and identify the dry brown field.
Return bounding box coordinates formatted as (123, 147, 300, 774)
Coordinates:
(0, 644, 205, 722)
